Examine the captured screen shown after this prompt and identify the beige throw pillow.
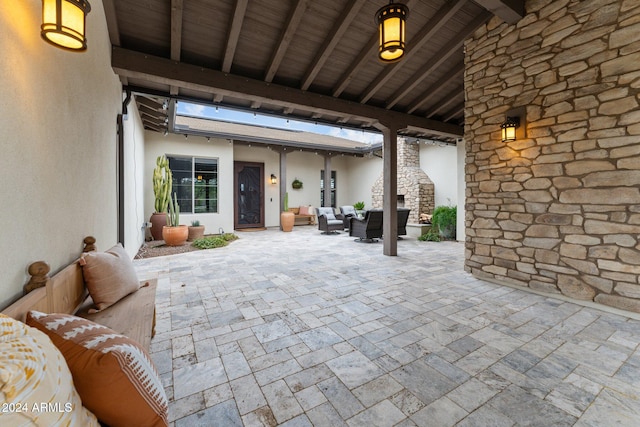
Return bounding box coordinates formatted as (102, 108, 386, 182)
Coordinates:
(79, 243, 140, 312)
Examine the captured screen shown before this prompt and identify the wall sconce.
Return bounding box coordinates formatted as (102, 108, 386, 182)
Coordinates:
(41, 0, 91, 51)
(501, 117, 520, 142)
(376, 2, 409, 63)
(270, 174, 277, 185)
(501, 106, 526, 143)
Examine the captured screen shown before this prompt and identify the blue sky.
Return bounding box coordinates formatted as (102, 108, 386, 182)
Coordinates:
(177, 102, 383, 144)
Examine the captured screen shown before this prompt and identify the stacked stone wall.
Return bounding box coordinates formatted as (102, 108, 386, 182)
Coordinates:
(464, 0, 640, 313)
(371, 139, 435, 223)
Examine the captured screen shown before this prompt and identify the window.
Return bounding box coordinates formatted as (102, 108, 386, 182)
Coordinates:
(167, 156, 218, 213)
(320, 170, 336, 208)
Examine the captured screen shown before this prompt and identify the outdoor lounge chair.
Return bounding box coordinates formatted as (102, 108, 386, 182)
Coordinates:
(339, 205, 358, 230)
(316, 207, 344, 234)
(397, 207, 411, 238)
(350, 209, 383, 242)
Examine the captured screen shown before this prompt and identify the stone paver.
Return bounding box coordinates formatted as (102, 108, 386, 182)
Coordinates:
(134, 227, 640, 426)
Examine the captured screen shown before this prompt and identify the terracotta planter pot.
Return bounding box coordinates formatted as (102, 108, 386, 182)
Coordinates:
(188, 226, 205, 241)
(162, 225, 188, 246)
(280, 211, 295, 232)
(150, 212, 167, 240)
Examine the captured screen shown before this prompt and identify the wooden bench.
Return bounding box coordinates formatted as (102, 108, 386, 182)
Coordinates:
(289, 207, 316, 225)
(1, 237, 156, 350)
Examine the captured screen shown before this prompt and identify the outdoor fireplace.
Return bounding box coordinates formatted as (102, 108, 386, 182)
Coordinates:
(371, 138, 434, 223)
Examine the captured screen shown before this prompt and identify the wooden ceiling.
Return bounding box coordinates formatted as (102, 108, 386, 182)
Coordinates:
(105, 0, 524, 143)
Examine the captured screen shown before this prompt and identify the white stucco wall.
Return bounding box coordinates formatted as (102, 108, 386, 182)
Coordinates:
(123, 102, 146, 256)
(420, 144, 459, 208)
(144, 133, 235, 234)
(286, 151, 324, 209)
(343, 155, 382, 211)
(0, 1, 122, 308)
(456, 140, 466, 242)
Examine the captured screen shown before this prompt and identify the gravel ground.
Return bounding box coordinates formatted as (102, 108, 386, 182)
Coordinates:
(134, 240, 202, 259)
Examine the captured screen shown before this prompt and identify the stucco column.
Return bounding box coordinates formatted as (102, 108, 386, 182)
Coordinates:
(382, 124, 398, 256)
(323, 155, 332, 207)
(279, 150, 287, 212)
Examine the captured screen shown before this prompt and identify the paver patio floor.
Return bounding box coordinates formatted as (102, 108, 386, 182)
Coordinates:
(133, 226, 640, 426)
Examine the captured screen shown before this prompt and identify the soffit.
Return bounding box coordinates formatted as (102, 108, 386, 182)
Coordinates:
(105, 0, 524, 143)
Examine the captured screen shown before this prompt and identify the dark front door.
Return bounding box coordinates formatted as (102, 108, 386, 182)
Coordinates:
(234, 162, 264, 229)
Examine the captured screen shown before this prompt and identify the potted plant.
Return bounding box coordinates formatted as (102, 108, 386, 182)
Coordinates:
(188, 220, 205, 241)
(353, 201, 365, 219)
(280, 192, 295, 232)
(150, 155, 172, 240)
(162, 193, 188, 246)
(292, 178, 303, 189)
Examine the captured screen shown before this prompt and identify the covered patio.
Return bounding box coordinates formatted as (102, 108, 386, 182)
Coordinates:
(135, 228, 640, 426)
(2, 1, 640, 426)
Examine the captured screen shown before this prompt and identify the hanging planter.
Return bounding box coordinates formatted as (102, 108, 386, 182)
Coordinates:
(292, 178, 303, 189)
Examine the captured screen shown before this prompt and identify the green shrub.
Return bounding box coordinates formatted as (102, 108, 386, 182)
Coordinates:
(192, 233, 237, 249)
(432, 205, 457, 240)
(418, 231, 441, 242)
(192, 236, 228, 249)
(222, 233, 238, 242)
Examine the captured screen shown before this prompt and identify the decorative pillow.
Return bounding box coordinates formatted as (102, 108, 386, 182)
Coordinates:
(26, 311, 168, 427)
(299, 206, 310, 215)
(79, 243, 140, 312)
(0, 314, 99, 426)
(318, 207, 336, 220)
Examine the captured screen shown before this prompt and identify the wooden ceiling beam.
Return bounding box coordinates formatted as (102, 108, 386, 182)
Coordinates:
(136, 96, 165, 111)
(474, 0, 525, 24)
(170, 0, 184, 96)
(265, 0, 307, 83)
(222, 0, 249, 73)
(300, 0, 366, 91)
(358, 0, 464, 104)
(112, 47, 463, 137)
(138, 104, 166, 120)
(102, 0, 121, 46)
(425, 87, 463, 118)
(332, 32, 377, 97)
(443, 103, 465, 123)
(170, 0, 184, 61)
(406, 61, 464, 114)
(385, 11, 492, 109)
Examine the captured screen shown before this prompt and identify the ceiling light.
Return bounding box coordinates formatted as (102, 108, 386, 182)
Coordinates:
(41, 0, 91, 51)
(376, 2, 408, 63)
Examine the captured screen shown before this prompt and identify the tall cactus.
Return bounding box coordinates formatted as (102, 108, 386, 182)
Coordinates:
(153, 155, 172, 213)
(168, 192, 180, 226)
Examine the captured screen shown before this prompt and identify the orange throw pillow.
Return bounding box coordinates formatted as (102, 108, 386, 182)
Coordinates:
(79, 243, 140, 312)
(26, 311, 168, 427)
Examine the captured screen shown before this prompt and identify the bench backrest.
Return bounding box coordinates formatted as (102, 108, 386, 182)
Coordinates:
(2, 261, 87, 322)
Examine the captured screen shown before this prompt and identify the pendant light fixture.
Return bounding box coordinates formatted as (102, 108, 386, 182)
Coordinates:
(376, 2, 409, 63)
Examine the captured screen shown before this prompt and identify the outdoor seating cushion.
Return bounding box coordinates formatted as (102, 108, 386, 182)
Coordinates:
(299, 205, 312, 215)
(340, 206, 357, 217)
(0, 314, 99, 426)
(79, 243, 140, 313)
(317, 207, 337, 220)
(26, 311, 168, 427)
